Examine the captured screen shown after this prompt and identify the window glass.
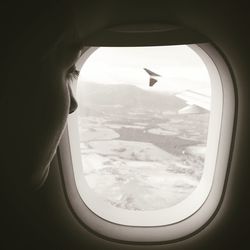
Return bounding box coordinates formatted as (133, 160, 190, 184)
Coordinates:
(76, 46, 211, 211)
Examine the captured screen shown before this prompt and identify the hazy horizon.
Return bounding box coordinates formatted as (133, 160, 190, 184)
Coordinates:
(77, 46, 211, 95)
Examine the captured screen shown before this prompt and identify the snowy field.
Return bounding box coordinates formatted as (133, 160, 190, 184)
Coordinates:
(76, 82, 209, 211)
(78, 109, 209, 211)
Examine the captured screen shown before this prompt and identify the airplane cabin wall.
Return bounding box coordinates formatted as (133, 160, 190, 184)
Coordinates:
(5, 1, 249, 249)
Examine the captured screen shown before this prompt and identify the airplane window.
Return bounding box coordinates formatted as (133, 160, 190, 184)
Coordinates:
(63, 43, 235, 239)
(76, 46, 211, 211)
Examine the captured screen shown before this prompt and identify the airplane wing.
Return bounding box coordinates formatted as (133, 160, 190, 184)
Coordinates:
(176, 89, 211, 112)
(143, 68, 161, 87)
(143, 67, 210, 112)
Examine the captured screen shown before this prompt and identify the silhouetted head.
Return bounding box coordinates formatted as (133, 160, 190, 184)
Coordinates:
(4, 2, 84, 193)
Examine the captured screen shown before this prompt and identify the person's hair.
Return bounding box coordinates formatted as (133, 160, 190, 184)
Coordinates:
(5, 2, 83, 62)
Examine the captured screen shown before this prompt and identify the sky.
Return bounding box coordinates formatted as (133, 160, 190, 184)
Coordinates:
(77, 45, 211, 95)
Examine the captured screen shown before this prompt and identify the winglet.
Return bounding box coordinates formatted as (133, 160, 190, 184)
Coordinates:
(143, 68, 161, 77)
(143, 68, 161, 87)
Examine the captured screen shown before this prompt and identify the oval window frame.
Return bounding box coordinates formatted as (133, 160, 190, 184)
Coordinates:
(58, 43, 235, 243)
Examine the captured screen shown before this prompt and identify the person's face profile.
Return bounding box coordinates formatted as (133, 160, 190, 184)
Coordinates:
(12, 31, 83, 190)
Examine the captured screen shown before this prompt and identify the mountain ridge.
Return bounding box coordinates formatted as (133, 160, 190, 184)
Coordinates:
(78, 81, 186, 112)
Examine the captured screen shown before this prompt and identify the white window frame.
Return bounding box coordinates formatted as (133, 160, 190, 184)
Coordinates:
(58, 43, 235, 243)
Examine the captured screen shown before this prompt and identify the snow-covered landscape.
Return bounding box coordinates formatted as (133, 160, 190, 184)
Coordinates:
(77, 82, 210, 211)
